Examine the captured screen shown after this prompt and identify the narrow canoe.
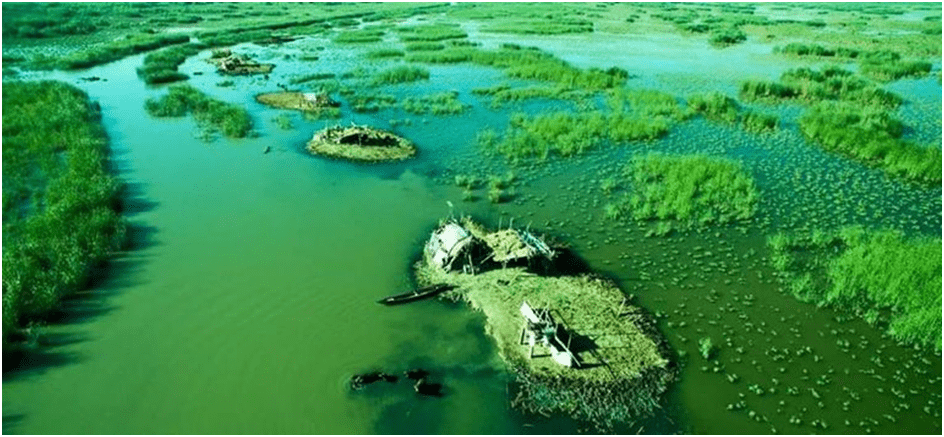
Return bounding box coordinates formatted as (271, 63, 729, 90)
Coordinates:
(377, 284, 454, 305)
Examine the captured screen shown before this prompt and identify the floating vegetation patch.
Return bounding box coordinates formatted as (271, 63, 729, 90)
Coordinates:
(144, 84, 253, 138)
(2, 81, 125, 345)
(306, 124, 415, 162)
(768, 227, 942, 350)
(334, 28, 385, 44)
(364, 48, 405, 59)
(623, 153, 758, 230)
(740, 67, 902, 109)
(687, 92, 739, 123)
(404, 42, 445, 52)
(136, 42, 204, 85)
(709, 26, 747, 47)
(471, 83, 584, 106)
(372, 65, 430, 85)
(344, 90, 397, 113)
(799, 102, 941, 184)
(481, 89, 687, 161)
(401, 91, 467, 115)
(288, 72, 336, 85)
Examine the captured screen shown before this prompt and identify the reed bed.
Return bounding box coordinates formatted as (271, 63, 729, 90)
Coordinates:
(768, 227, 942, 350)
(144, 84, 252, 138)
(372, 65, 430, 85)
(2, 81, 125, 345)
(136, 42, 204, 85)
(401, 91, 467, 115)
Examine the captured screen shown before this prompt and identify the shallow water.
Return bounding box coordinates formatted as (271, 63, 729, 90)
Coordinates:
(3, 27, 941, 435)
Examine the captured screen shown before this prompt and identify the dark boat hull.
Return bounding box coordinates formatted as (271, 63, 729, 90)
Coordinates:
(378, 284, 454, 305)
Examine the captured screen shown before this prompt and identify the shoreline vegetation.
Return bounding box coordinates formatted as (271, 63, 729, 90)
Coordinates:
(2, 81, 126, 346)
(414, 218, 673, 428)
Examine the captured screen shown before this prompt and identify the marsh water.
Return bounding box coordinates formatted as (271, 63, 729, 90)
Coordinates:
(3, 29, 941, 434)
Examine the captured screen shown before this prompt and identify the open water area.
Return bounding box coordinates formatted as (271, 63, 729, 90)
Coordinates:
(3, 23, 941, 435)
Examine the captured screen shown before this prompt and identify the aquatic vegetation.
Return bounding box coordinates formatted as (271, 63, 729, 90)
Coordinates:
(687, 92, 739, 123)
(363, 48, 404, 60)
(395, 24, 467, 42)
(136, 42, 204, 85)
(2, 81, 125, 345)
(709, 27, 746, 47)
(372, 65, 430, 85)
(407, 45, 628, 91)
(480, 18, 594, 35)
(144, 84, 253, 138)
(740, 67, 903, 109)
(271, 114, 293, 130)
(471, 83, 580, 106)
(799, 102, 941, 184)
(625, 153, 758, 227)
(858, 52, 933, 81)
(44, 33, 191, 70)
(334, 28, 385, 44)
(768, 227, 942, 351)
(775, 42, 864, 59)
(404, 42, 445, 52)
(699, 337, 716, 359)
(345, 91, 397, 113)
(288, 72, 337, 85)
(741, 111, 778, 133)
(401, 91, 467, 115)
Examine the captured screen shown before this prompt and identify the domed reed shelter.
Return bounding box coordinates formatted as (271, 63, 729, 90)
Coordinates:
(414, 217, 673, 429)
(306, 124, 416, 162)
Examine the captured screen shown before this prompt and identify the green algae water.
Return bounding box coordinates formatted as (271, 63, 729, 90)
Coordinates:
(4, 22, 941, 435)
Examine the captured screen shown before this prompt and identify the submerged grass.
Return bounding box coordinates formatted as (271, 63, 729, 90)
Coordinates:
(768, 227, 942, 350)
(144, 84, 252, 138)
(2, 81, 125, 345)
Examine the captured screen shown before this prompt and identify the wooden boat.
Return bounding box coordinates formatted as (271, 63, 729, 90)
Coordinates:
(377, 284, 454, 305)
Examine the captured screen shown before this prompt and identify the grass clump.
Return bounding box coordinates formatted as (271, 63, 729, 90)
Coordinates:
(144, 84, 252, 138)
(798, 102, 941, 184)
(402, 91, 467, 115)
(404, 41, 445, 52)
(709, 27, 746, 47)
(136, 42, 204, 85)
(365, 48, 405, 59)
(768, 227, 942, 351)
(372, 65, 430, 85)
(858, 51, 932, 81)
(741, 111, 778, 133)
(345, 91, 397, 113)
(2, 81, 126, 346)
(740, 67, 902, 109)
(687, 92, 739, 123)
(288, 72, 336, 85)
(471, 83, 581, 106)
(333, 28, 385, 44)
(626, 153, 758, 227)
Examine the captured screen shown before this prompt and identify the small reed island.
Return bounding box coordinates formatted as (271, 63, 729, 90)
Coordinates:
(207, 49, 274, 75)
(306, 124, 416, 162)
(414, 218, 674, 428)
(255, 91, 340, 113)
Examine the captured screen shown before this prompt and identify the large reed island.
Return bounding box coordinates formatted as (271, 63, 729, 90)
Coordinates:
(2, 81, 126, 346)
